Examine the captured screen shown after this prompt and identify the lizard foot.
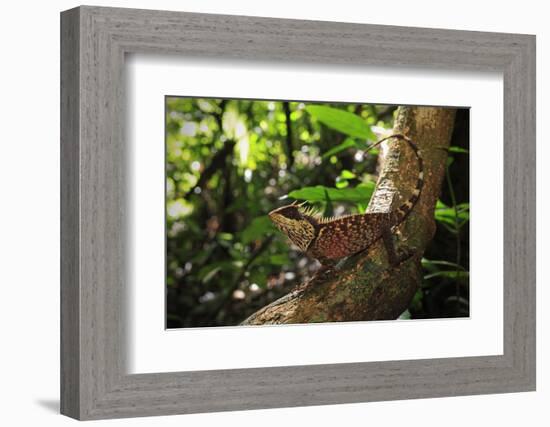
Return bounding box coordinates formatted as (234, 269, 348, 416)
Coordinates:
(395, 247, 417, 264)
(314, 263, 336, 279)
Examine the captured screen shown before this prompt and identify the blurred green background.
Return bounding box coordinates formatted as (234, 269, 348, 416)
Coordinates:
(166, 97, 470, 328)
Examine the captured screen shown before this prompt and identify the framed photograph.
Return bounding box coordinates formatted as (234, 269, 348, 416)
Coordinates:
(61, 6, 535, 420)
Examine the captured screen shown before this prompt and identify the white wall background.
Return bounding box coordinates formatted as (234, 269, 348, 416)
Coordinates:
(0, 0, 546, 425)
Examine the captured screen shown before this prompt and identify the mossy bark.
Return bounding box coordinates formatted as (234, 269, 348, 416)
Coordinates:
(242, 106, 456, 325)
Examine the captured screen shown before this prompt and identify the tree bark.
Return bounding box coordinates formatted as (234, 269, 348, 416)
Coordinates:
(242, 106, 456, 325)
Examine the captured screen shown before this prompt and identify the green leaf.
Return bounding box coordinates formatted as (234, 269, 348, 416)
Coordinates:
(321, 138, 357, 159)
(434, 200, 470, 228)
(268, 254, 290, 265)
(336, 170, 355, 189)
(288, 186, 331, 201)
(323, 189, 334, 217)
(448, 146, 469, 154)
(241, 216, 275, 244)
(421, 259, 466, 271)
(340, 170, 356, 179)
(436, 199, 448, 209)
(424, 270, 469, 280)
(305, 105, 376, 140)
(457, 202, 470, 210)
(202, 266, 221, 283)
(217, 232, 233, 241)
(356, 202, 368, 214)
(435, 208, 469, 220)
(289, 183, 374, 203)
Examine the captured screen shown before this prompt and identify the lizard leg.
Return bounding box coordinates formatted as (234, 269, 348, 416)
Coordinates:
(382, 228, 414, 267)
(314, 258, 337, 278)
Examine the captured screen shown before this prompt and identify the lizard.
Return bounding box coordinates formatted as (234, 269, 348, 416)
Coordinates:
(268, 133, 423, 268)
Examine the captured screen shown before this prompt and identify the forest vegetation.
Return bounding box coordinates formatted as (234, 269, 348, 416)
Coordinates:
(166, 97, 470, 328)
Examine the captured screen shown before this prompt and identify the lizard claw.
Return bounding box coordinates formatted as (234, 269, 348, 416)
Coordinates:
(314, 263, 336, 279)
(396, 247, 417, 264)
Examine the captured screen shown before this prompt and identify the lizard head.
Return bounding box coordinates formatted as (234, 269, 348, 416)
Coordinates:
(268, 202, 319, 252)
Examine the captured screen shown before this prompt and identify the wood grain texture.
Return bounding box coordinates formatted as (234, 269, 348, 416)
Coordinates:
(60, 5, 536, 420)
(60, 7, 80, 419)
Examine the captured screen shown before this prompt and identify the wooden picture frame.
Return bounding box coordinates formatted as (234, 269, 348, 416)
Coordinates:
(60, 5, 536, 420)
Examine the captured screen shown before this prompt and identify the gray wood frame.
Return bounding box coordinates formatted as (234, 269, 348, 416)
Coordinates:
(60, 5, 536, 420)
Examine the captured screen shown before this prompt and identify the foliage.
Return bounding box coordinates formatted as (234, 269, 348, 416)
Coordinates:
(166, 98, 469, 328)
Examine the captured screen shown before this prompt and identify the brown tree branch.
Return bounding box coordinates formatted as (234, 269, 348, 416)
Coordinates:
(241, 106, 456, 325)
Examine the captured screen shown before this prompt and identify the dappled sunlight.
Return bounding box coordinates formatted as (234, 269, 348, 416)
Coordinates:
(165, 97, 469, 328)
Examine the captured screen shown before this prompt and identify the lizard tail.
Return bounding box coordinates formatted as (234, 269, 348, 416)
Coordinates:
(365, 133, 424, 225)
